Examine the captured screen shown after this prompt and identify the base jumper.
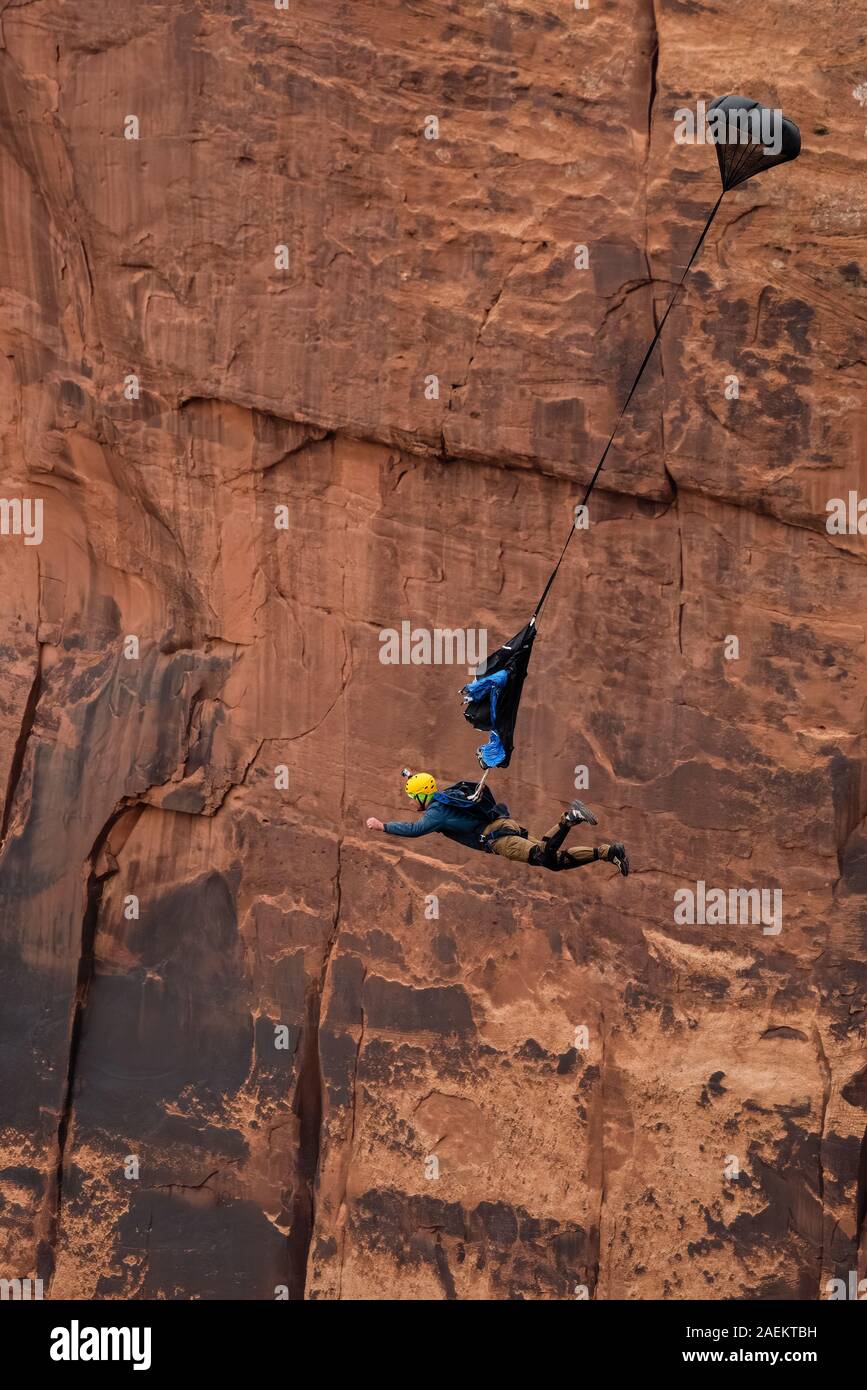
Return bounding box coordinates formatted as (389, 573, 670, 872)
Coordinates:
(366, 772, 629, 875)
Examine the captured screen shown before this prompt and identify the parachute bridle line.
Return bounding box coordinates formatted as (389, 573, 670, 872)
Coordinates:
(531, 190, 726, 625)
(463, 102, 799, 791)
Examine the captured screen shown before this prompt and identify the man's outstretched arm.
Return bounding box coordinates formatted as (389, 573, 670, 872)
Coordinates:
(366, 806, 444, 837)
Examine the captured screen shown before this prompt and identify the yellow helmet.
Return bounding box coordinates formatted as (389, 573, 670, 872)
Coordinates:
(405, 771, 437, 807)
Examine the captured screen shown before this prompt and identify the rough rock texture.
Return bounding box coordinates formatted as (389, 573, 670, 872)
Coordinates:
(0, 0, 865, 1301)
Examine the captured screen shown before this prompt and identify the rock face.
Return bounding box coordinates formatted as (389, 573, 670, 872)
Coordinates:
(0, 1, 865, 1302)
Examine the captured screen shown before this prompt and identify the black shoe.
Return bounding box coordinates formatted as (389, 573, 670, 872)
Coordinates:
(563, 798, 598, 827)
(605, 842, 629, 877)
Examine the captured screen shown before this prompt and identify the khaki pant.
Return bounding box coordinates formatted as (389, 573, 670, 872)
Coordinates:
(485, 817, 608, 871)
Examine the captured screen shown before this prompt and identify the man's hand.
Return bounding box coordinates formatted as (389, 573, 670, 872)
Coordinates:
(366, 817, 384, 831)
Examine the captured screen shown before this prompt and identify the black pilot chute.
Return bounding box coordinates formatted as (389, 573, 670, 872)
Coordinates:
(460, 94, 801, 775)
(708, 95, 801, 191)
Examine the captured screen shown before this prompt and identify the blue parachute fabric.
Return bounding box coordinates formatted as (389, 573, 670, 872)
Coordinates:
(476, 730, 507, 768)
(462, 669, 509, 703)
(462, 669, 509, 766)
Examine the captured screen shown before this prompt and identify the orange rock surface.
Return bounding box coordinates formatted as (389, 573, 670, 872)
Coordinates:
(0, 1, 865, 1300)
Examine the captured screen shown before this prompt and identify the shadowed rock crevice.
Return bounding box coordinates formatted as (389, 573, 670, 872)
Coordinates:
(433, 1231, 457, 1300)
(40, 805, 132, 1286)
(856, 1122, 867, 1269)
(284, 987, 325, 1298)
(0, 640, 43, 850)
(813, 1024, 832, 1295)
(645, 0, 659, 142)
(286, 836, 343, 1299)
(586, 1011, 607, 1300)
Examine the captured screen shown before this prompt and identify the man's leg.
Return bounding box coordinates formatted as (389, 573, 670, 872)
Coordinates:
(539, 818, 571, 858)
(554, 844, 607, 872)
(537, 814, 588, 866)
(539, 841, 631, 875)
(486, 818, 540, 864)
(491, 836, 536, 862)
(553, 842, 630, 875)
(537, 799, 598, 861)
(486, 813, 628, 875)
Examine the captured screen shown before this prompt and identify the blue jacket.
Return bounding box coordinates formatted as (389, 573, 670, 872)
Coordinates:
(384, 802, 485, 851)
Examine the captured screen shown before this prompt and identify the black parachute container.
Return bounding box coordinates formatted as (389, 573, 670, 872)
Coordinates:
(461, 95, 800, 779)
(462, 621, 536, 769)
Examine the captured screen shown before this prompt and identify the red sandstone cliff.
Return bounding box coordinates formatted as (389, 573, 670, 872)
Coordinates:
(0, 0, 865, 1300)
